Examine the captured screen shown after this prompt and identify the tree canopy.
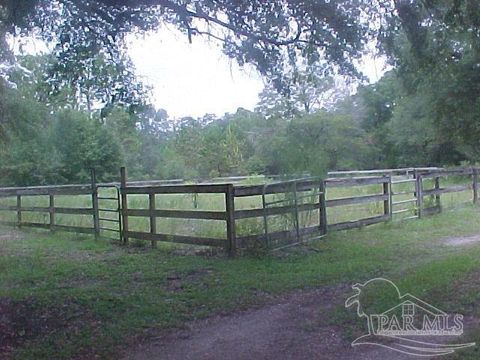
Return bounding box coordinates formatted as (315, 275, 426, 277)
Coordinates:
(1, 0, 480, 186)
(3, 1, 479, 79)
(2, 0, 372, 81)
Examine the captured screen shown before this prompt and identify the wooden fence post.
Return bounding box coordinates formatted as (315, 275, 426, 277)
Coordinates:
(434, 176, 441, 210)
(149, 193, 157, 248)
(473, 168, 478, 204)
(120, 167, 129, 245)
(91, 169, 100, 239)
(383, 175, 392, 220)
(225, 184, 236, 257)
(49, 193, 55, 231)
(415, 174, 424, 219)
(17, 195, 21, 227)
(292, 181, 300, 243)
(319, 180, 327, 235)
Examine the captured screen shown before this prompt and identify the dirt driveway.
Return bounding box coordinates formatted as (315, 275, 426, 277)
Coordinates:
(123, 283, 475, 360)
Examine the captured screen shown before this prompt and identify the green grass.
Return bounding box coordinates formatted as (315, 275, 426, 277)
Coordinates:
(1, 205, 480, 359)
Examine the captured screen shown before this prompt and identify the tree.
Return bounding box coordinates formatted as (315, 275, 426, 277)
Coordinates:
(52, 109, 122, 181)
(7, 52, 148, 116)
(375, 0, 480, 164)
(0, 82, 58, 185)
(48, 52, 149, 115)
(1, 0, 376, 87)
(0, 80, 124, 185)
(256, 64, 347, 118)
(283, 111, 376, 174)
(4, 1, 480, 91)
(353, 71, 401, 166)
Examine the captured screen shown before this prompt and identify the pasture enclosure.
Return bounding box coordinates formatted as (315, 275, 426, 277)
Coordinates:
(0, 167, 478, 255)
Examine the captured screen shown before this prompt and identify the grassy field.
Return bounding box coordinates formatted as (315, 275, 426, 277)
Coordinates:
(1, 204, 480, 359)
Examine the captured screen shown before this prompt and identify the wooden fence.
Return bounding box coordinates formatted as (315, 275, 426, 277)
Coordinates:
(0, 183, 97, 235)
(120, 177, 236, 253)
(0, 167, 478, 256)
(324, 175, 391, 231)
(232, 178, 324, 249)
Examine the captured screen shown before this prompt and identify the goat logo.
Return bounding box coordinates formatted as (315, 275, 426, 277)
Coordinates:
(345, 278, 475, 356)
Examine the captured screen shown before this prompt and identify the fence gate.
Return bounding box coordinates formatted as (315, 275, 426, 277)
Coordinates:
(261, 179, 323, 250)
(391, 171, 424, 221)
(96, 184, 122, 241)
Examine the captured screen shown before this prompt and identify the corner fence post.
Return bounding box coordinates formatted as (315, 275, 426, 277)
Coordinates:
(91, 169, 100, 239)
(319, 180, 327, 235)
(120, 167, 129, 245)
(473, 168, 478, 204)
(225, 184, 236, 257)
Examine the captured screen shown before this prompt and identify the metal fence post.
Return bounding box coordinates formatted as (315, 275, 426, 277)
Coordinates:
(91, 169, 100, 239)
(225, 184, 236, 257)
(120, 167, 129, 245)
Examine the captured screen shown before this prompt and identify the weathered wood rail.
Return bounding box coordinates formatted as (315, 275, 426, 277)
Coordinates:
(324, 175, 391, 232)
(120, 178, 234, 251)
(0, 184, 97, 235)
(0, 167, 478, 256)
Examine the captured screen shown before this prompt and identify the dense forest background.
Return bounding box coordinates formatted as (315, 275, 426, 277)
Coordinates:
(1, 1, 480, 186)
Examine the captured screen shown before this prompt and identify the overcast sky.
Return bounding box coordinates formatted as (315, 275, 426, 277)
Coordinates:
(127, 28, 264, 119)
(128, 28, 386, 119)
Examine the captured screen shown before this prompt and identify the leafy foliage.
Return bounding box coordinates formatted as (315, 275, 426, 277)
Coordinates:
(2, 0, 480, 185)
(1, 0, 374, 86)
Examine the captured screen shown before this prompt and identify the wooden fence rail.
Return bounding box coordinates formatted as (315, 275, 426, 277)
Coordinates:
(0, 183, 97, 235)
(0, 167, 478, 256)
(119, 167, 235, 253)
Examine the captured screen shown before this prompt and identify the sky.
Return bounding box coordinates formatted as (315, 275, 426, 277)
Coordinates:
(127, 27, 264, 119)
(128, 28, 386, 119)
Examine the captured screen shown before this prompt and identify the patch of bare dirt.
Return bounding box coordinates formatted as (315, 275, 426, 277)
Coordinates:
(0, 230, 25, 242)
(444, 234, 480, 246)
(165, 268, 215, 293)
(0, 229, 25, 250)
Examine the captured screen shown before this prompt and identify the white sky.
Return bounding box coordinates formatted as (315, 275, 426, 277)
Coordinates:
(127, 28, 264, 118)
(128, 28, 386, 118)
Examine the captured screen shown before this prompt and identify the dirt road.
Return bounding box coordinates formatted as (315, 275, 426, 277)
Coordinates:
(123, 284, 471, 360)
